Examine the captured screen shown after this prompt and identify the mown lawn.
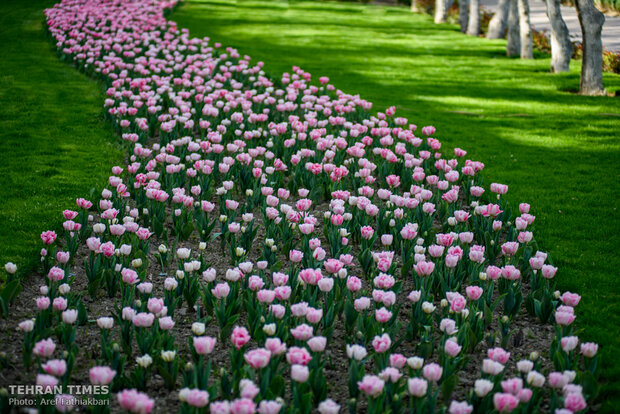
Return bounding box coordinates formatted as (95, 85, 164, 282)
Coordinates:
(169, 0, 620, 409)
(0, 0, 619, 410)
(0, 0, 122, 274)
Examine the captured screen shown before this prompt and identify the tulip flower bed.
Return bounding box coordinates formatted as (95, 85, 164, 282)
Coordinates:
(0, 0, 602, 412)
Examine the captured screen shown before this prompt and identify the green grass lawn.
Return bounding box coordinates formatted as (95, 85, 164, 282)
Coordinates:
(171, 0, 620, 409)
(0, 0, 123, 274)
(0, 0, 619, 409)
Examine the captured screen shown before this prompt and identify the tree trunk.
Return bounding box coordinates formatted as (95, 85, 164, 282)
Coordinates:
(575, 0, 606, 95)
(435, 0, 448, 23)
(467, 0, 480, 36)
(506, 0, 521, 56)
(487, 0, 510, 39)
(518, 0, 533, 58)
(459, 0, 470, 33)
(545, 0, 573, 72)
(411, 0, 420, 12)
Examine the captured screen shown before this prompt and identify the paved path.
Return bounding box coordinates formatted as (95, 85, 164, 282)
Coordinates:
(480, 0, 620, 51)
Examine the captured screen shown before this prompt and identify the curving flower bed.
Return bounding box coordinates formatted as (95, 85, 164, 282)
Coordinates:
(0, 0, 600, 412)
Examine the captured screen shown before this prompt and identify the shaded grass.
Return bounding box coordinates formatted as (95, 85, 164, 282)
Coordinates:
(0, 0, 123, 274)
(168, 0, 620, 409)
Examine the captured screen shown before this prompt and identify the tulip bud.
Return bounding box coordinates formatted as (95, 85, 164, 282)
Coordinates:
(263, 323, 276, 336)
(192, 322, 206, 336)
(161, 350, 176, 362)
(136, 354, 153, 368)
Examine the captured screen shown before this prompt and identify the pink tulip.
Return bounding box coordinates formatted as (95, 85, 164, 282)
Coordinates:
(561, 336, 579, 352)
(212, 283, 231, 299)
(42, 359, 67, 377)
(372, 334, 392, 353)
(493, 393, 519, 412)
(257, 400, 282, 414)
(408, 377, 428, 397)
(564, 393, 587, 412)
(132, 313, 154, 328)
(286, 347, 312, 365)
(291, 324, 314, 341)
(47, 266, 65, 282)
(90, 366, 117, 385)
(179, 388, 209, 407)
(422, 363, 443, 382)
(488, 347, 511, 364)
(193, 336, 217, 355)
(117, 389, 155, 413)
(501, 377, 523, 395)
(414, 261, 435, 276)
(231, 326, 251, 350)
(561, 292, 581, 307)
(244, 348, 271, 369)
(36, 296, 51, 310)
(52, 297, 68, 311)
(37, 374, 59, 392)
(358, 375, 385, 397)
(580, 342, 598, 358)
(265, 338, 287, 355)
(40, 230, 57, 245)
(291, 364, 310, 382)
(555, 310, 576, 326)
(448, 401, 473, 414)
(466, 285, 483, 300)
(444, 339, 462, 357)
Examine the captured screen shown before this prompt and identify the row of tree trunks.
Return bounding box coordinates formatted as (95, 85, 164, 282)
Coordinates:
(506, 0, 520, 56)
(518, 0, 533, 58)
(466, 0, 481, 36)
(487, 0, 510, 39)
(459, 0, 469, 33)
(415, 0, 606, 95)
(575, 0, 605, 94)
(546, 0, 573, 72)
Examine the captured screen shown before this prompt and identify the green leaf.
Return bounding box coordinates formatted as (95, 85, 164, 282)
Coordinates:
(441, 373, 457, 401)
(77, 301, 88, 325)
(0, 280, 22, 303)
(269, 375, 285, 396)
(580, 370, 600, 399)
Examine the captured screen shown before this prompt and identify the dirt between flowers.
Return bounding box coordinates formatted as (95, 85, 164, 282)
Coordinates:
(0, 195, 556, 413)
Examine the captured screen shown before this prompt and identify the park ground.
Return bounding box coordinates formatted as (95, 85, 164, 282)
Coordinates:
(1, 0, 619, 410)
